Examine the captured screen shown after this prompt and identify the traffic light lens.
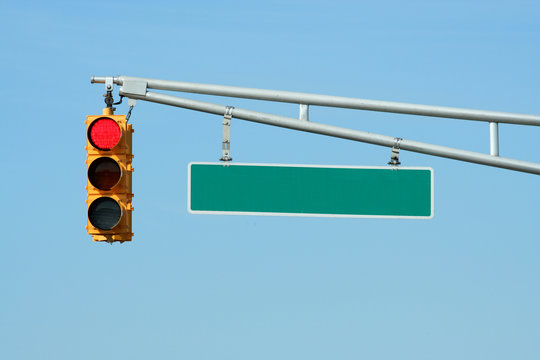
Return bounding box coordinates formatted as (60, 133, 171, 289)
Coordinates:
(88, 197, 122, 230)
(89, 118, 121, 150)
(88, 157, 121, 190)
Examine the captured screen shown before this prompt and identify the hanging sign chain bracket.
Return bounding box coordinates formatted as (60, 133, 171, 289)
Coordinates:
(388, 137, 402, 167)
(220, 106, 234, 162)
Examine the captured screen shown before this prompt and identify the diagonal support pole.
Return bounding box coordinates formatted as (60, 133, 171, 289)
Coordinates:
(117, 88, 540, 175)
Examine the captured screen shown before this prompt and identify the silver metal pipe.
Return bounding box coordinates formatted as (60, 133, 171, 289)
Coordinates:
(93, 75, 540, 126)
(490, 122, 499, 156)
(119, 89, 540, 175)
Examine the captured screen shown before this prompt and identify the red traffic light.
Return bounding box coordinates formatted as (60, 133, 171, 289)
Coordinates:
(86, 110, 133, 243)
(88, 118, 121, 150)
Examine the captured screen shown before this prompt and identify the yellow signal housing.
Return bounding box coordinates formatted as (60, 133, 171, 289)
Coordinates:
(85, 108, 134, 243)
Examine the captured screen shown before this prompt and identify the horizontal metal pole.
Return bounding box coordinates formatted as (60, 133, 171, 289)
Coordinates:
(118, 88, 540, 175)
(92, 75, 540, 126)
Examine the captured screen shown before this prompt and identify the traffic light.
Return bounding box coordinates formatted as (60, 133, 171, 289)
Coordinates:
(86, 108, 134, 243)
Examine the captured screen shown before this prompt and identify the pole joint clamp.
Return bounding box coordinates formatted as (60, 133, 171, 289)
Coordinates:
(103, 76, 115, 109)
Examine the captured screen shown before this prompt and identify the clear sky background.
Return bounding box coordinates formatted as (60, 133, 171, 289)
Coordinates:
(1, 1, 539, 359)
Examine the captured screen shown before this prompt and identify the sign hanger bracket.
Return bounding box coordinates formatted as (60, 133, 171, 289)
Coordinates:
(220, 106, 234, 162)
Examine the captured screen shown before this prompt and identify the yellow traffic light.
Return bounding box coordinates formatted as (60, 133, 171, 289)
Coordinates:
(86, 108, 134, 243)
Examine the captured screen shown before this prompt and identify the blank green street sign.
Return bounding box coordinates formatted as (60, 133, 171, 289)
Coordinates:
(188, 163, 433, 218)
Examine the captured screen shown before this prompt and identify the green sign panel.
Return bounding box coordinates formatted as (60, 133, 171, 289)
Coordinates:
(188, 163, 433, 218)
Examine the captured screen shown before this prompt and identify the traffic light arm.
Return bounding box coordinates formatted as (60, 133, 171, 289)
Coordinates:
(91, 76, 540, 175)
(92, 75, 540, 126)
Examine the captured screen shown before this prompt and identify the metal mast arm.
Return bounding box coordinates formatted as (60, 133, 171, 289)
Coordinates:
(91, 75, 540, 175)
(92, 75, 540, 126)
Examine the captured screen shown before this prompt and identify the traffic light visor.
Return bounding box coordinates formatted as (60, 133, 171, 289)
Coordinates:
(88, 157, 121, 190)
(88, 197, 122, 230)
(88, 118, 121, 150)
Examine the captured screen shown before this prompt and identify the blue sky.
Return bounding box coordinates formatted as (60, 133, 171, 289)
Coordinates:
(1, 1, 539, 359)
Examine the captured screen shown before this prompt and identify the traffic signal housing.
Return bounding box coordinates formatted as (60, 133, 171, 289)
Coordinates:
(86, 108, 133, 243)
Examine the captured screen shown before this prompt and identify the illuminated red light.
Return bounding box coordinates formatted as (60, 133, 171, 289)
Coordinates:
(89, 118, 121, 150)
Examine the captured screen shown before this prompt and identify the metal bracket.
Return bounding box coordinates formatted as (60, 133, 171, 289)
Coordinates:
(220, 106, 234, 162)
(104, 76, 115, 108)
(299, 104, 309, 121)
(126, 98, 137, 121)
(105, 77, 114, 92)
(388, 137, 402, 166)
(489, 122, 499, 156)
(121, 80, 148, 97)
